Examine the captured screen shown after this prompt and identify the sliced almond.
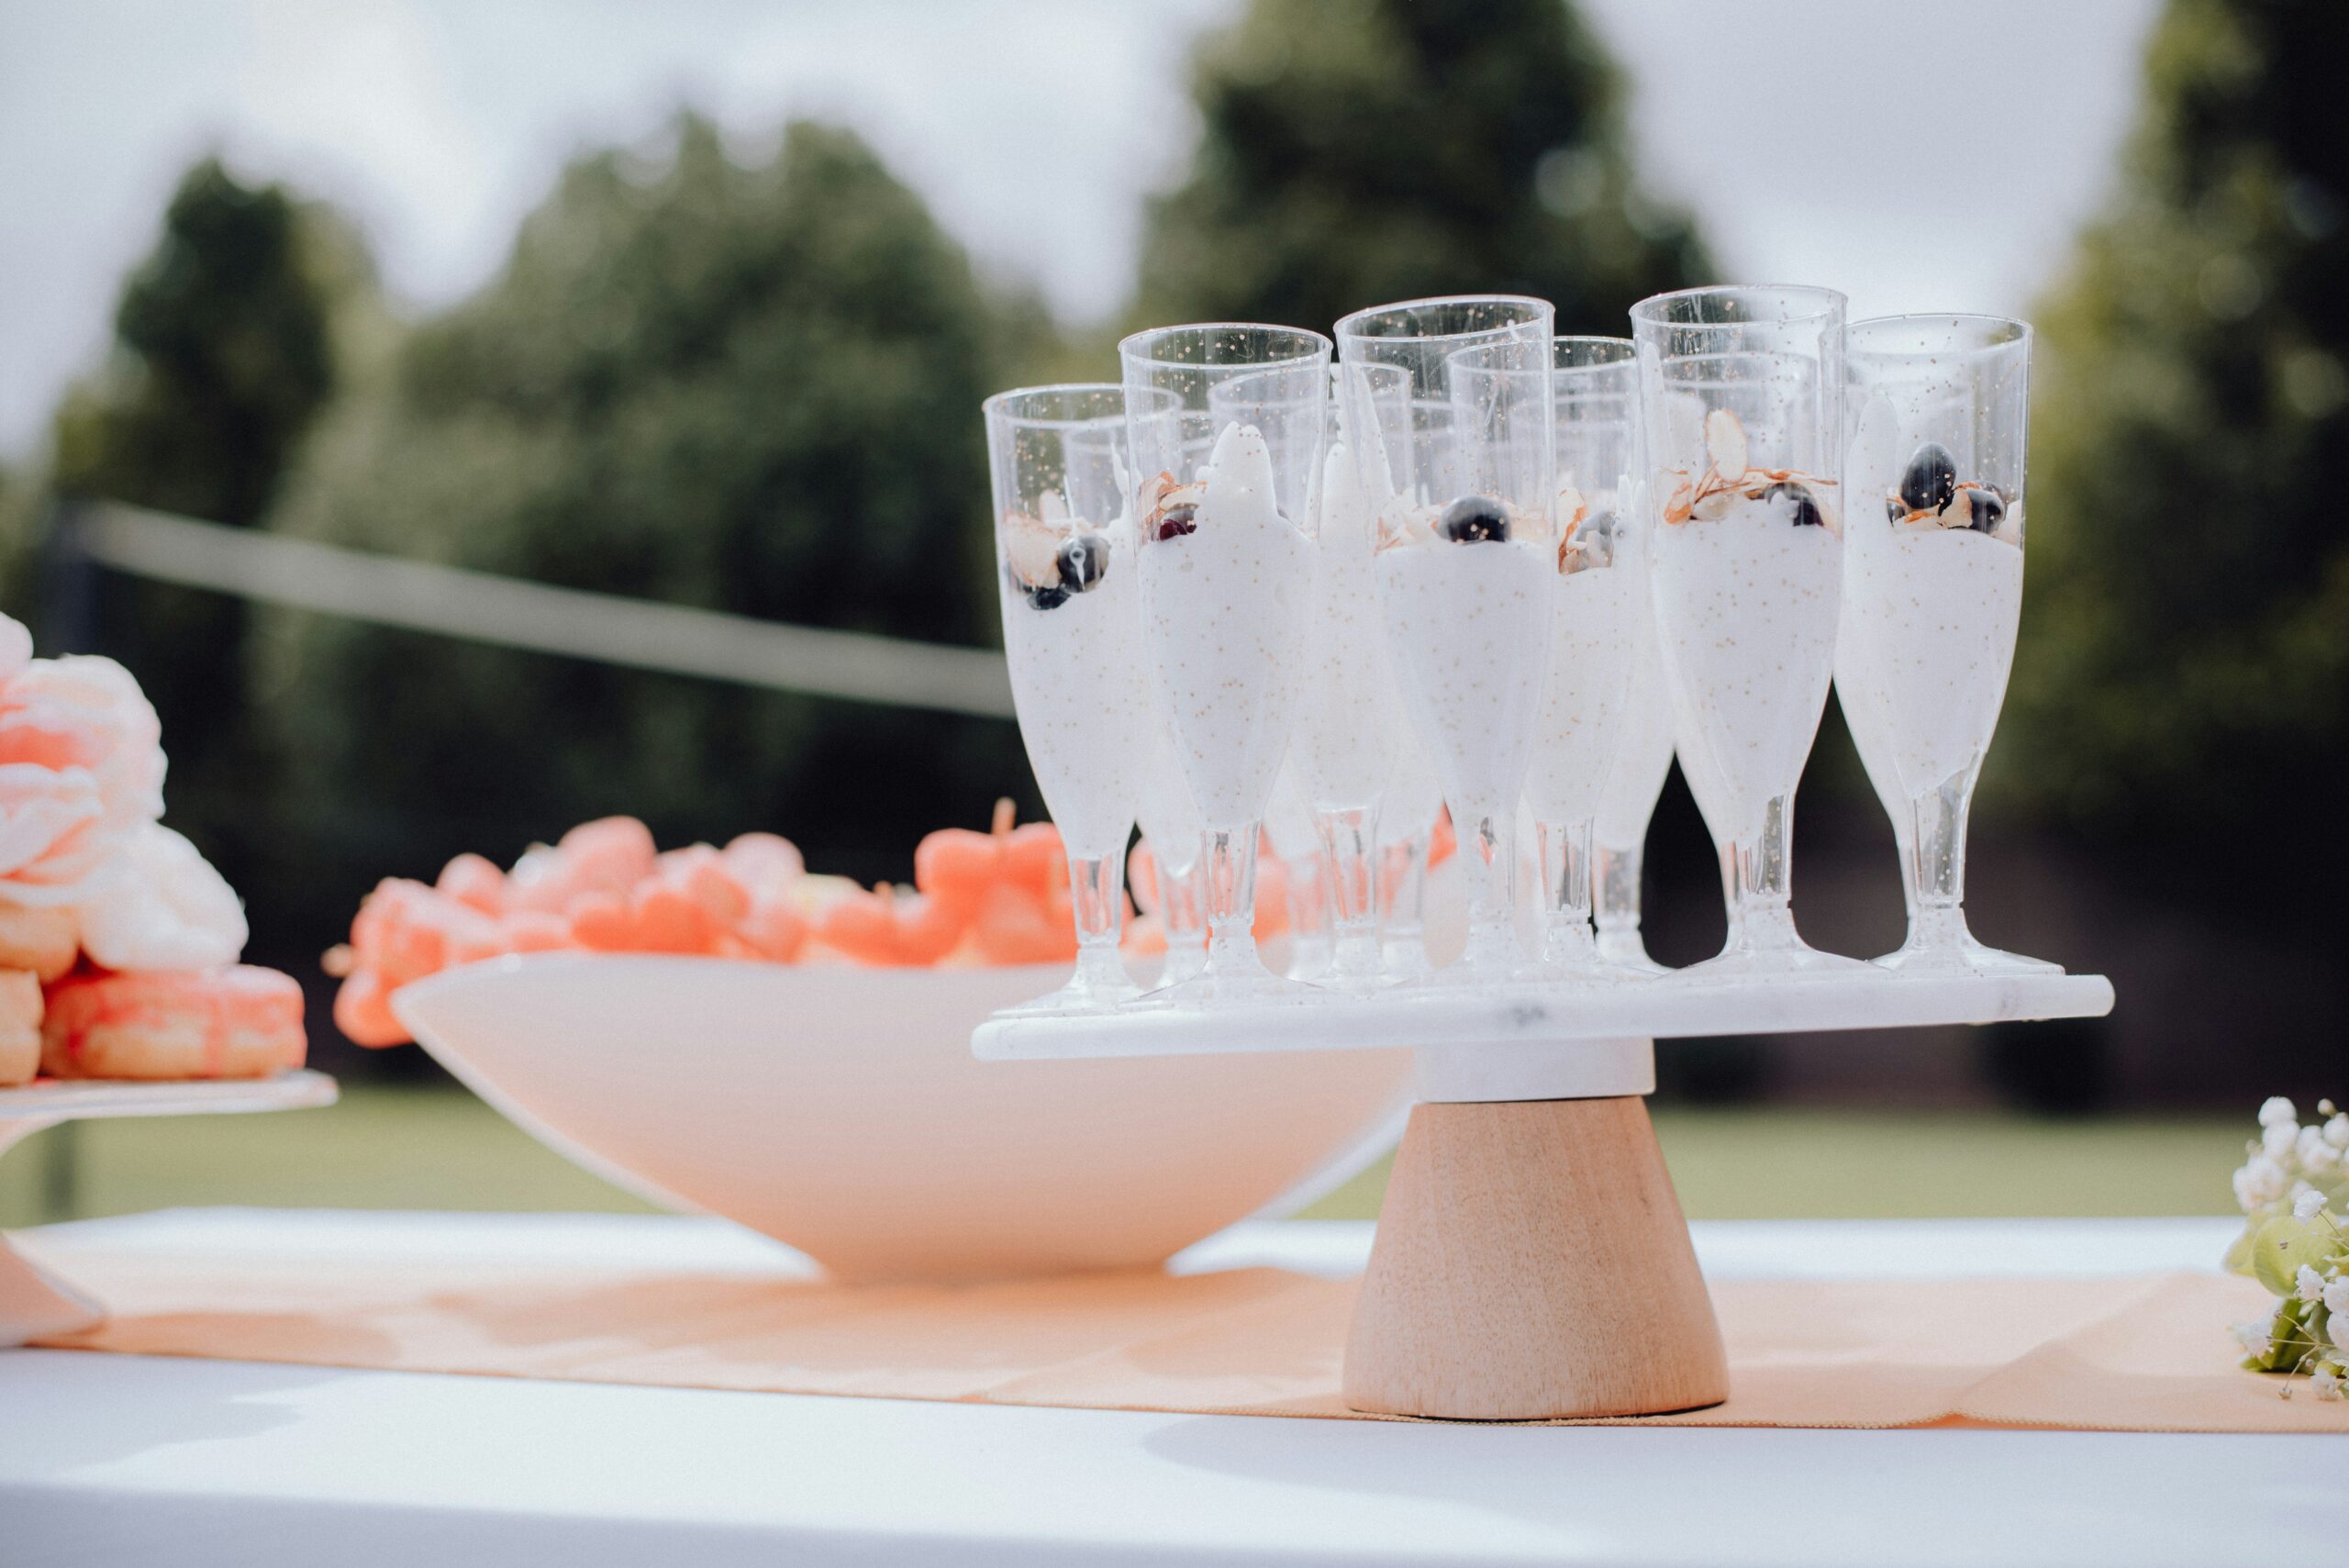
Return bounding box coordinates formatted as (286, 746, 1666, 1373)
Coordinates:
(1662, 473, 1695, 525)
(1704, 407, 1748, 479)
(1555, 484, 1587, 531)
(1003, 511, 1063, 584)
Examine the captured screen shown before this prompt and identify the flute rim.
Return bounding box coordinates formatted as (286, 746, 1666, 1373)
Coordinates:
(1117, 321, 1334, 370)
(1628, 283, 1848, 332)
(982, 383, 1183, 428)
(1333, 294, 1555, 347)
(1847, 312, 2032, 356)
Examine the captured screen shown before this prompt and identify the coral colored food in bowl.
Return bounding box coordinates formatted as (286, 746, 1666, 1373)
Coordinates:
(394, 954, 1410, 1282)
(344, 806, 1410, 1282)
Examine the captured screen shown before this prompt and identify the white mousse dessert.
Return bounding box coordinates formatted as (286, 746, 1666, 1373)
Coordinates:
(1525, 495, 1641, 828)
(1842, 524, 2023, 795)
(1834, 574, 1916, 905)
(1297, 441, 1392, 807)
(998, 495, 1152, 859)
(1593, 528, 1676, 857)
(1134, 722, 1205, 880)
(1138, 422, 1315, 828)
(1652, 466, 1842, 847)
(1376, 504, 1553, 829)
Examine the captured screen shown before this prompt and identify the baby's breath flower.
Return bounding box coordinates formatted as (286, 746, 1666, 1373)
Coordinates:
(2326, 1113, 2349, 1151)
(2331, 1313, 2349, 1352)
(2263, 1119, 2299, 1159)
(2234, 1155, 2288, 1211)
(2315, 1368, 2343, 1400)
(2325, 1277, 2349, 1317)
(2305, 1136, 2342, 1173)
(2299, 1262, 2327, 1298)
(2294, 1191, 2329, 1222)
(2233, 1320, 2273, 1360)
(2260, 1096, 2299, 1128)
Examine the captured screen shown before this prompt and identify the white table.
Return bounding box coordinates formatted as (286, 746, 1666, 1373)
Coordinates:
(0, 1210, 2339, 1567)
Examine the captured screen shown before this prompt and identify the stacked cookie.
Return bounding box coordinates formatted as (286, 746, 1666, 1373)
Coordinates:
(0, 614, 304, 1086)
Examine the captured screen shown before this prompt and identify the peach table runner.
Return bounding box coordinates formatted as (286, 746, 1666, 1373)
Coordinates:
(23, 1239, 2345, 1430)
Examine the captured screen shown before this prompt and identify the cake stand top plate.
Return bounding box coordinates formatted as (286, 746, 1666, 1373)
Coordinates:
(974, 971, 2114, 1062)
(0, 1069, 339, 1128)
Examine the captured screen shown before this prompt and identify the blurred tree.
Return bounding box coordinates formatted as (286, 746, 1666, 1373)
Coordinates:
(1134, 0, 1711, 334)
(45, 158, 374, 884)
(258, 117, 1030, 941)
(2000, 0, 2349, 891)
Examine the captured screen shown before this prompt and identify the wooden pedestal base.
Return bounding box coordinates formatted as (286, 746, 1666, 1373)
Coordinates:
(1342, 1095, 1728, 1420)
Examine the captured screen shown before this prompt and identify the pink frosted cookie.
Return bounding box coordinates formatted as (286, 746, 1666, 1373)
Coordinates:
(0, 903, 77, 984)
(0, 969, 40, 1086)
(41, 964, 306, 1082)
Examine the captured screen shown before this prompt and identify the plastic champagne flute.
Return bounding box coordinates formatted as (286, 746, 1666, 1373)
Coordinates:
(1340, 295, 1558, 987)
(1132, 722, 1208, 986)
(1841, 314, 2055, 975)
(1375, 708, 1444, 978)
(1631, 284, 1871, 980)
(1486, 335, 1646, 983)
(1121, 323, 1330, 1005)
(982, 384, 1181, 1012)
(1589, 527, 1675, 973)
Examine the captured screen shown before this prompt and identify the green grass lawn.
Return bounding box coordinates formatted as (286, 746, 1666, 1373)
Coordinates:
(0, 1084, 2250, 1230)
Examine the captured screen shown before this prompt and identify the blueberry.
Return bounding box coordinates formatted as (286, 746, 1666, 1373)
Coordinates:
(1898, 442, 1958, 514)
(1439, 495, 1510, 543)
(1057, 531, 1108, 592)
(1008, 562, 1070, 610)
(1153, 505, 1197, 542)
(1765, 482, 1825, 528)
(1965, 487, 2006, 533)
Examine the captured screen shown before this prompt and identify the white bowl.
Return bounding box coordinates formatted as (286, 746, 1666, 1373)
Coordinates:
(394, 954, 1412, 1283)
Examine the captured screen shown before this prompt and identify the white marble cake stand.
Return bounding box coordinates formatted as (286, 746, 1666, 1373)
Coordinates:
(975, 970, 2115, 1421)
(0, 1070, 338, 1344)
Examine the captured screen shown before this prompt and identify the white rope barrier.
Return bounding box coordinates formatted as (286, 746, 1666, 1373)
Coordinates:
(68, 501, 1018, 720)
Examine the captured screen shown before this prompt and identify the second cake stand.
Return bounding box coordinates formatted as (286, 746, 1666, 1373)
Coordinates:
(0, 1070, 339, 1345)
(976, 970, 2114, 1420)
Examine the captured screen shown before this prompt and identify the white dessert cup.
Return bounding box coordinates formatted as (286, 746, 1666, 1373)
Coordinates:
(1631, 284, 1870, 982)
(1213, 361, 1417, 990)
(1495, 335, 1647, 984)
(1122, 323, 1330, 1006)
(1589, 523, 1675, 975)
(1133, 724, 1208, 986)
(983, 384, 1182, 1014)
(1341, 295, 1558, 989)
(1842, 314, 2054, 977)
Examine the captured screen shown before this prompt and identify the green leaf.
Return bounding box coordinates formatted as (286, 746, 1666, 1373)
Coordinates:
(2248, 1217, 2332, 1297)
(2221, 1222, 2258, 1277)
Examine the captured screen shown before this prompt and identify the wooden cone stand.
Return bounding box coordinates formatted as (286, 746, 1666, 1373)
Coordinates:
(976, 978, 2114, 1422)
(1343, 1093, 1727, 1421)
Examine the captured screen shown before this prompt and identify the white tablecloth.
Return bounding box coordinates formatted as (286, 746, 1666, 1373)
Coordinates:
(0, 1210, 2339, 1567)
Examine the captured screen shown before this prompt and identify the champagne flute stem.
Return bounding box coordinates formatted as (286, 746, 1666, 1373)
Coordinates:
(1461, 808, 1516, 966)
(1067, 851, 1129, 993)
(1534, 817, 1598, 967)
(1201, 825, 1262, 969)
(1907, 769, 1976, 949)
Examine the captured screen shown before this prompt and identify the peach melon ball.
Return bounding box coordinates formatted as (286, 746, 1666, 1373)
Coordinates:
(328, 799, 1365, 1050)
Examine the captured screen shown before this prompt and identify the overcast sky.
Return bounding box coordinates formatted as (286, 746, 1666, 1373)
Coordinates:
(0, 0, 2163, 459)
